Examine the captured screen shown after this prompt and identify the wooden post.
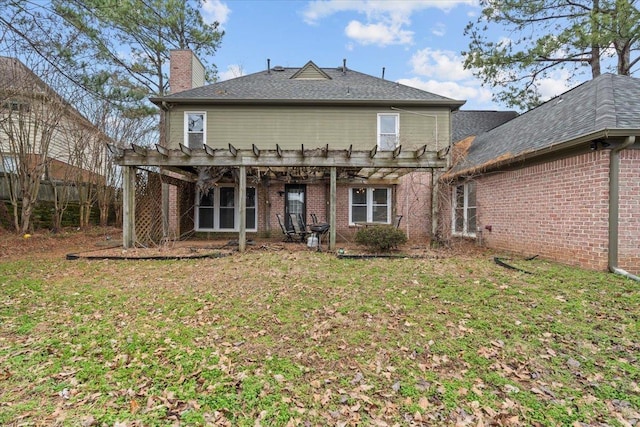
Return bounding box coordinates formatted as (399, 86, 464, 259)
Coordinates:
(238, 165, 246, 252)
(122, 166, 136, 248)
(329, 166, 336, 251)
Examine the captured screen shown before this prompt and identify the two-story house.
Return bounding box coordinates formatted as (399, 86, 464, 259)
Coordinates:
(117, 50, 464, 250)
(0, 56, 108, 185)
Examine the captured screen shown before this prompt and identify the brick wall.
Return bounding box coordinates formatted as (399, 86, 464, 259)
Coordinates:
(169, 50, 195, 94)
(468, 151, 612, 271)
(619, 149, 640, 274)
(396, 172, 433, 241)
(265, 181, 423, 243)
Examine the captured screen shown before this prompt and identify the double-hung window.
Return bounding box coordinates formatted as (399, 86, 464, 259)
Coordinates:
(377, 113, 399, 151)
(196, 186, 257, 231)
(452, 181, 477, 237)
(349, 187, 391, 224)
(185, 112, 205, 149)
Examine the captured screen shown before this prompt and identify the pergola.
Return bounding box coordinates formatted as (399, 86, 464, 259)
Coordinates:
(112, 142, 448, 251)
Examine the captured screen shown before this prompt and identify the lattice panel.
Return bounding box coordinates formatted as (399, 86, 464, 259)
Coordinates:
(135, 170, 163, 245)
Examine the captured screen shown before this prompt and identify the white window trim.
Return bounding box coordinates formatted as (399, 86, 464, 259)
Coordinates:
(349, 187, 392, 225)
(195, 185, 257, 232)
(452, 182, 476, 238)
(184, 111, 206, 148)
(377, 113, 399, 150)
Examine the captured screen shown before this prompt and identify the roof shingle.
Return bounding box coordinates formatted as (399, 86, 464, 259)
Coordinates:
(450, 73, 640, 176)
(153, 61, 465, 107)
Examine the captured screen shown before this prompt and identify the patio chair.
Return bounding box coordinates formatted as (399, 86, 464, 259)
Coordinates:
(310, 213, 319, 224)
(289, 213, 309, 242)
(276, 213, 297, 242)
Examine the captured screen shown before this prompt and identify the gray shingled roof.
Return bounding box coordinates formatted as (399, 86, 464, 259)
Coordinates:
(450, 73, 640, 176)
(152, 61, 465, 107)
(452, 110, 518, 142)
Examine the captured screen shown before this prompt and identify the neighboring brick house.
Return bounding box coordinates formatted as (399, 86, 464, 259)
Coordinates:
(116, 50, 465, 250)
(443, 73, 640, 276)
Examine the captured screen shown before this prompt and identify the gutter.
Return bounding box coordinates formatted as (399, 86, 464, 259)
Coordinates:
(608, 135, 639, 281)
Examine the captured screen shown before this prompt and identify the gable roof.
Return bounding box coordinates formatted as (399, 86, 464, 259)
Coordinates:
(0, 56, 51, 96)
(449, 73, 640, 177)
(151, 60, 465, 108)
(452, 110, 518, 142)
(290, 61, 332, 80)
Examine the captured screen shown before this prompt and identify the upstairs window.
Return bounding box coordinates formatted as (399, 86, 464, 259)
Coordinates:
(452, 181, 477, 237)
(377, 113, 399, 151)
(185, 112, 205, 149)
(2, 101, 30, 113)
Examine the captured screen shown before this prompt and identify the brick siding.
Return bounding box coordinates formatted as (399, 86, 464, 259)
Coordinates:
(169, 50, 194, 94)
(619, 149, 640, 274)
(448, 151, 612, 270)
(396, 172, 433, 240)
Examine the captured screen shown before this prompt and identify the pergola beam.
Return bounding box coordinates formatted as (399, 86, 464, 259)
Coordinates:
(116, 147, 446, 169)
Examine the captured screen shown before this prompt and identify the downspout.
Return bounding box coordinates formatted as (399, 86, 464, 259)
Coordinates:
(608, 135, 639, 281)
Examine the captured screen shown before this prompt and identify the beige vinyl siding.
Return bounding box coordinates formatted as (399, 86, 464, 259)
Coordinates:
(190, 55, 206, 88)
(294, 67, 327, 79)
(167, 105, 450, 152)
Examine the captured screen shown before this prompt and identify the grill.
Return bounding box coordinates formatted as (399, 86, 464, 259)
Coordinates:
(309, 223, 330, 252)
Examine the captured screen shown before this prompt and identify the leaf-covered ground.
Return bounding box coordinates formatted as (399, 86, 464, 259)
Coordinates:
(0, 229, 639, 426)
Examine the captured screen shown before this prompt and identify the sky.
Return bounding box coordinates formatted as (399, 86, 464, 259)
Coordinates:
(196, 0, 579, 111)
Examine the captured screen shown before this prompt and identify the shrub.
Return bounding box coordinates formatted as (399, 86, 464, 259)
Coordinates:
(354, 225, 407, 252)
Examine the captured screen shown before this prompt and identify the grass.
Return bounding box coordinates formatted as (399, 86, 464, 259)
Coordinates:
(0, 247, 639, 426)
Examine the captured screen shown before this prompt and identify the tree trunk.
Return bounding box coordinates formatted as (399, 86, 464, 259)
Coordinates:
(590, 46, 602, 77)
(615, 41, 631, 74)
(589, 0, 602, 78)
(20, 193, 33, 233)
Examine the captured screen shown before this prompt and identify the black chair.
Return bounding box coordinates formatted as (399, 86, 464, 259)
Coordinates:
(310, 213, 319, 224)
(288, 213, 308, 241)
(276, 213, 297, 242)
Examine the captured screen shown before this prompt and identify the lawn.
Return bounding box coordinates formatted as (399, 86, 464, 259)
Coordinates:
(0, 231, 639, 426)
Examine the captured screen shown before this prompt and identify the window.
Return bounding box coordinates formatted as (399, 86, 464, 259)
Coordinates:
(185, 112, 205, 149)
(452, 181, 477, 237)
(377, 113, 399, 151)
(2, 101, 30, 113)
(196, 186, 257, 231)
(349, 187, 391, 224)
(0, 155, 17, 173)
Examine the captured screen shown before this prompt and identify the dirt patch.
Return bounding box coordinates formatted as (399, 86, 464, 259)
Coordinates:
(0, 226, 486, 261)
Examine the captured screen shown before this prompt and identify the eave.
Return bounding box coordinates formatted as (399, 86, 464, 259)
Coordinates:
(444, 128, 640, 180)
(150, 97, 466, 110)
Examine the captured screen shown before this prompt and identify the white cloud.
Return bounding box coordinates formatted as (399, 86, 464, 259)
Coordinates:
(219, 64, 244, 81)
(409, 48, 474, 80)
(202, 0, 231, 26)
(535, 70, 574, 101)
(345, 20, 413, 46)
(431, 22, 446, 37)
(302, 0, 476, 46)
(398, 77, 495, 108)
(303, 0, 475, 24)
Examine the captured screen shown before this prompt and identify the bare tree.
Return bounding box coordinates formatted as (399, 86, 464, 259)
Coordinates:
(0, 56, 67, 233)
